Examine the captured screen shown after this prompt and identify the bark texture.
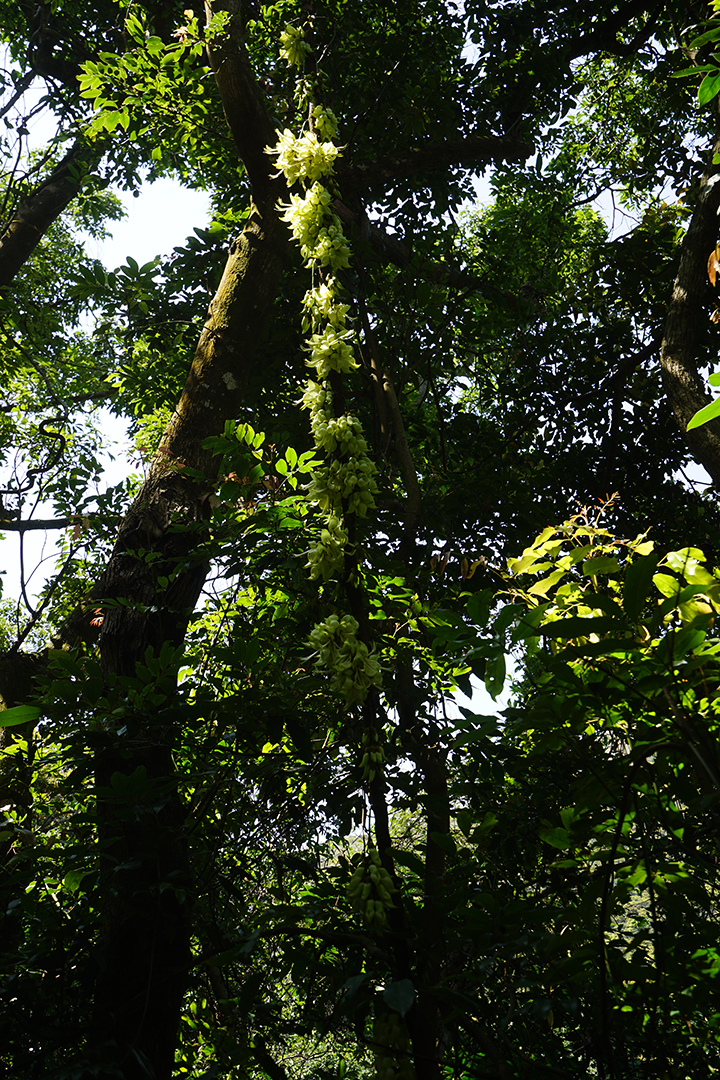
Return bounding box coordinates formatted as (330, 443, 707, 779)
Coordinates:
(660, 134, 720, 485)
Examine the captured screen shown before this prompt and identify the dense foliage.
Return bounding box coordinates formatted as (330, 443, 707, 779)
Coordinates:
(2, 2, 720, 1078)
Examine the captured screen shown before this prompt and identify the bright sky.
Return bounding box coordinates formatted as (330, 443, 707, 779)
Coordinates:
(85, 176, 213, 486)
(1, 179, 211, 613)
(87, 178, 212, 269)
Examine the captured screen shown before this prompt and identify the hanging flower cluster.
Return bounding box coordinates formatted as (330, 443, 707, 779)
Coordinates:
(306, 457, 378, 517)
(268, 24, 380, 705)
(279, 24, 311, 67)
(373, 1012, 416, 1080)
(346, 848, 397, 928)
(272, 133, 340, 185)
(308, 614, 382, 703)
(306, 325, 357, 378)
(305, 515, 347, 580)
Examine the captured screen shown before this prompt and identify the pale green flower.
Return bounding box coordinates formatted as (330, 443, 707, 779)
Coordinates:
(308, 612, 382, 702)
(303, 282, 350, 328)
(312, 104, 339, 139)
(279, 24, 311, 67)
(279, 184, 335, 251)
(269, 130, 339, 185)
(305, 515, 348, 580)
(311, 413, 368, 456)
(307, 325, 357, 379)
(301, 379, 332, 417)
(306, 456, 378, 516)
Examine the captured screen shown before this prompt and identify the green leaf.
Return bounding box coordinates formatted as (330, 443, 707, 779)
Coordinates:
(690, 26, 720, 48)
(0, 705, 41, 727)
(540, 827, 572, 849)
(429, 831, 457, 854)
(582, 556, 621, 576)
(527, 569, 565, 596)
(472, 811, 498, 839)
(64, 869, 93, 893)
(666, 547, 706, 570)
(109, 766, 149, 798)
(484, 652, 506, 699)
(653, 572, 681, 600)
(686, 393, 720, 430)
(672, 64, 718, 77)
(391, 850, 425, 876)
(699, 71, 720, 105)
(456, 809, 474, 837)
(342, 973, 368, 1006)
(624, 552, 658, 621)
(383, 979, 416, 1017)
(540, 615, 614, 638)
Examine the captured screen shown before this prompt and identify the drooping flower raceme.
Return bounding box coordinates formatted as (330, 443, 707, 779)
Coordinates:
(306, 325, 357, 379)
(308, 614, 382, 703)
(268, 26, 380, 704)
(279, 24, 311, 67)
(306, 515, 348, 581)
(271, 130, 340, 186)
(311, 104, 339, 140)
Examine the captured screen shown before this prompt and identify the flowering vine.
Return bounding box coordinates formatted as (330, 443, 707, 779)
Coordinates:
(267, 25, 381, 711)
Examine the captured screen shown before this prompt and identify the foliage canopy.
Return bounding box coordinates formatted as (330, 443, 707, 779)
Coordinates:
(2, 2, 720, 1079)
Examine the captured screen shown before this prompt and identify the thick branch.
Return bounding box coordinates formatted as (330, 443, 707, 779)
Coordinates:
(97, 201, 289, 677)
(660, 134, 720, 486)
(0, 515, 113, 531)
(81, 203, 290, 1073)
(246, 923, 389, 963)
(338, 133, 532, 189)
(564, 0, 664, 60)
(0, 139, 102, 288)
(66, 13, 293, 1073)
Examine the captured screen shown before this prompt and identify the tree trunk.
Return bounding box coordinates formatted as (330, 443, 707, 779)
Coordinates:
(79, 4, 292, 1070)
(660, 132, 720, 485)
(0, 139, 103, 288)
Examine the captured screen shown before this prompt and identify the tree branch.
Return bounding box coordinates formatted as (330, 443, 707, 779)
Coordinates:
(204, 0, 286, 209)
(564, 0, 664, 61)
(338, 133, 532, 189)
(0, 138, 103, 288)
(0, 515, 110, 532)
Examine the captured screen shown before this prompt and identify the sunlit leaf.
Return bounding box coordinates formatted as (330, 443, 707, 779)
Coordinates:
(0, 705, 41, 727)
(687, 397, 720, 430)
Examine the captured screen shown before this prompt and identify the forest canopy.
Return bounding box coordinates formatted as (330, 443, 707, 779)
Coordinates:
(2, 2, 720, 1078)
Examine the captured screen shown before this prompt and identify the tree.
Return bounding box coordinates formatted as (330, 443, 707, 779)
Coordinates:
(2, 1, 720, 1078)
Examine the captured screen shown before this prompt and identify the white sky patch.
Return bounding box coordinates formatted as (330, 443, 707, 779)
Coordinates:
(85, 178, 212, 268)
(449, 662, 514, 717)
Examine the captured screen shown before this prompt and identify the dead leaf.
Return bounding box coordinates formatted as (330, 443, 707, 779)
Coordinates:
(708, 245, 720, 286)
